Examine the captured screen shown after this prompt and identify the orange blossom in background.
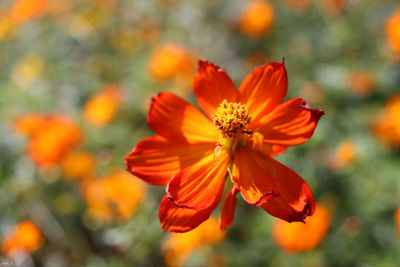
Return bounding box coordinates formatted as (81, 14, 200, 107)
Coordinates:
(125, 59, 324, 232)
(272, 202, 331, 253)
(2, 220, 44, 257)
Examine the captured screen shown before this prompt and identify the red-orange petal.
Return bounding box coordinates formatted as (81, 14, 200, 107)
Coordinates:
(125, 136, 215, 185)
(166, 150, 230, 210)
(247, 153, 315, 223)
(257, 98, 324, 146)
(159, 195, 216, 233)
(148, 92, 217, 144)
(193, 60, 238, 118)
(238, 60, 287, 128)
(232, 147, 278, 206)
(219, 187, 239, 230)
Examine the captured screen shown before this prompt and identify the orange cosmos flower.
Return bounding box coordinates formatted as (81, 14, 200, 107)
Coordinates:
(28, 116, 81, 166)
(162, 217, 225, 267)
(149, 44, 195, 81)
(2, 221, 44, 257)
(8, 0, 47, 23)
(238, 1, 274, 38)
(61, 151, 96, 181)
(396, 207, 400, 237)
(84, 83, 122, 126)
(272, 203, 331, 253)
(14, 113, 47, 137)
(386, 8, 400, 55)
(84, 171, 146, 222)
(372, 95, 400, 147)
(346, 71, 375, 96)
(327, 141, 356, 170)
(125, 59, 324, 233)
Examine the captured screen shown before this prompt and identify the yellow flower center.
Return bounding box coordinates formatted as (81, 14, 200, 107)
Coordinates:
(213, 100, 252, 138)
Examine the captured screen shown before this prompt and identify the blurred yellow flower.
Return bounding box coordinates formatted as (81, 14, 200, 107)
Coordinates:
(2, 221, 44, 257)
(148, 44, 195, 81)
(386, 8, 400, 55)
(84, 171, 146, 222)
(346, 71, 375, 96)
(22, 115, 81, 166)
(272, 203, 331, 253)
(238, 1, 274, 38)
(84, 84, 122, 126)
(162, 217, 225, 267)
(327, 141, 357, 170)
(8, 0, 47, 23)
(61, 151, 96, 181)
(11, 54, 44, 90)
(372, 95, 400, 147)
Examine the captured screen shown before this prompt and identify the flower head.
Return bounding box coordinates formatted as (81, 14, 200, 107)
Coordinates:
(15, 113, 81, 166)
(125, 59, 324, 232)
(272, 203, 331, 253)
(238, 1, 274, 38)
(386, 8, 400, 55)
(2, 221, 44, 257)
(162, 217, 225, 267)
(371, 95, 400, 147)
(84, 171, 146, 222)
(84, 83, 122, 126)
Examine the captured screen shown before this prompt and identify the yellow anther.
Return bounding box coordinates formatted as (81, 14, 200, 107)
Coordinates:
(212, 100, 252, 138)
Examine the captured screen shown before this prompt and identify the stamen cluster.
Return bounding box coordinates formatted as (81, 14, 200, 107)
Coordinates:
(213, 100, 251, 138)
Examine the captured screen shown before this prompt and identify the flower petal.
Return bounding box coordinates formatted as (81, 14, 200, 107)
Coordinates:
(247, 152, 315, 223)
(125, 136, 215, 185)
(159, 196, 215, 233)
(257, 98, 324, 146)
(219, 187, 239, 230)
(148, 92, 217, 144)
(238, 60, 287, 128)
(166, 150, 230, 210)
(232, 147, 278, 206)
(246, 132, 287, 157)
(193, 60, 238, 118)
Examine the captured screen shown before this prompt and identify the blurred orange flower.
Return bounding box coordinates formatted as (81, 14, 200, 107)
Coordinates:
(396, 207, 400, 237)
(14, 113, 47, 137)
(2, 221, 44, 257)
(126, 59, 324, 233)
(61, 151, 96, 181)
(372, 95, 400, 147)
(327, 141, 356, 170)
(149, 44, 195, 81)
(84, 84, 122, 126)
(15, 114, 81, 166)
(162, 217, 225, 267)
(272, 203, 331, 253)
(84, 171, 146, 222)
(386, 8, 400, 55)
(9, 0, 47, 23)
(28, 116, 81, 166)
(238, 1, 274, 38)
(346, 71, 375, 96)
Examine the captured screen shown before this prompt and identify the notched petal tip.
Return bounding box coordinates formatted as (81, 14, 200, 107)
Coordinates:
(299, 98, 325, 117)
(197, 59, 226, 73)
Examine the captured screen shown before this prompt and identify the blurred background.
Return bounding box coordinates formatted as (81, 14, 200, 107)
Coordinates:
(0, 0, 399, 266)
